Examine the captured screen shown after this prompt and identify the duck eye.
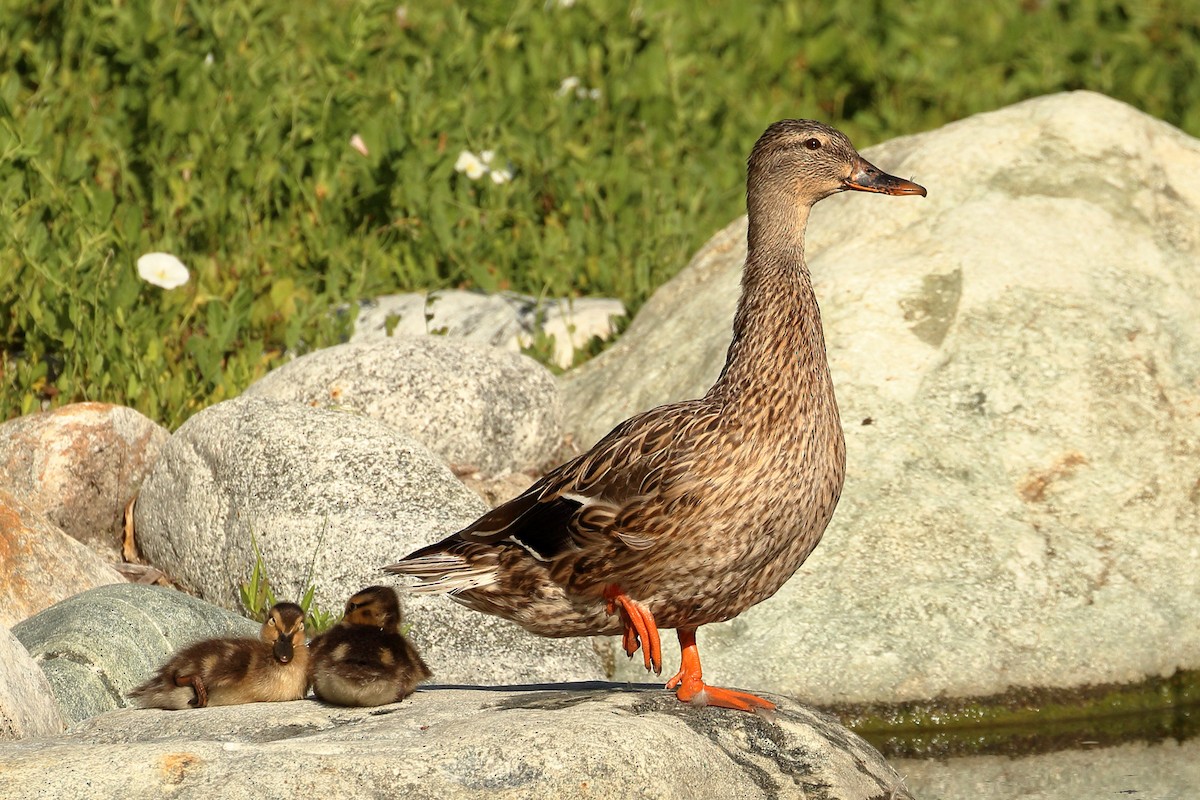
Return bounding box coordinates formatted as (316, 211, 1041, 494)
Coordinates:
(804, 138, 822, 151)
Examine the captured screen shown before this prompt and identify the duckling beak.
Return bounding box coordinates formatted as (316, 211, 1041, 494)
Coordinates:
(844, 157, 927, 197)
(273, 636, 295, 664)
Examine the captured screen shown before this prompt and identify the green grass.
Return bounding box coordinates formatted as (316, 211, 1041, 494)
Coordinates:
(3, 0, 1198, 427)
(239, 525, 341, 634)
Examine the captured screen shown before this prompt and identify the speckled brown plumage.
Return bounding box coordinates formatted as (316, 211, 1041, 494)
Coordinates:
(388, 120, 925, 711)
(308, 586, 431, 707)
(129, 602, 309, 709)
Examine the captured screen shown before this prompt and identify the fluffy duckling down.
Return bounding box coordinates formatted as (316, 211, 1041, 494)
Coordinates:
(129, 602, 309, 709)
(308, 585, 431, 707)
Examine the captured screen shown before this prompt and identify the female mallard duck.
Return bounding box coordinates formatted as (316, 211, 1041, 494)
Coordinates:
(308, 586, 431, 706)
(388, 120, 925, 712)
(129, 602, 309, 709)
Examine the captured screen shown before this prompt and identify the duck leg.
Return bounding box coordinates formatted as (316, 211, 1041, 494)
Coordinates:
(174, 673, 208, 708)
(666, 628, 775, 713)
(603, 585, 662, 674)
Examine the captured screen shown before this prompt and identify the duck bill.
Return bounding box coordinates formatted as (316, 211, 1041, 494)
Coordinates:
(273, 637, 294, 664)
(844, 157, 927, 197)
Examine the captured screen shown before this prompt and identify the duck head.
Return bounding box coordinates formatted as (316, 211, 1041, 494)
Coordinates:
(262, 602, 306, 664)
(747, 119, 926, 208)
(342, 585, 403, 633)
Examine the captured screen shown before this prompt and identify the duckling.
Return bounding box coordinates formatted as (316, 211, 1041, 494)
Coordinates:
(129, 602, 309, 709)
(308, 586, 431, 706)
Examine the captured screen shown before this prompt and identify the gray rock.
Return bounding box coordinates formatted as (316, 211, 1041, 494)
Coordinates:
(531, 297, 629, 369)
(134, 396, 603, 688)
(0, 624, 64, 740)
(245, 337, 562, 474)
(11, 584, 257, 726)
(567, 92, 1200, 704)
(0, 403, 169, 558)
(459, 469, 537, 509)
(0, 687, 912, 800)
(354, 290, 527, 348)
(351, 290, 627, 369)
(0, 488, 125, 628)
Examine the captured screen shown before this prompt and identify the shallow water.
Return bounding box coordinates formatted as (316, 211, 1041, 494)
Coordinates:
(895, 738, 1200, 800)
(837, 677, 1200, 799)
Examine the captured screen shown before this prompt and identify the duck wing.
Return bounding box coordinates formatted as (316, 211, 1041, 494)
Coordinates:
(473, 399, 709, 558)
(399, 399, 711, 573)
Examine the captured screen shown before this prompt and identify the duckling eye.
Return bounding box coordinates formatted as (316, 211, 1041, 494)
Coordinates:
(803, 138, 822, 151)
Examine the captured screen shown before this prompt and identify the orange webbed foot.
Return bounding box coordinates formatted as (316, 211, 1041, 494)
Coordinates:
(667, 671, 776, 714)
(603, 585, 662, 675)
(666, 628, 775, 717)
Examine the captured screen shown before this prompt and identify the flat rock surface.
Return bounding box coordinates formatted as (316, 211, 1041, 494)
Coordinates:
(0, 402, 169, 558)
(0, 488, 125, 628)
(565, 91, 1200, 704)
(245, 337, 562, 474)
(0, 686, 912, 800)
(134, 397, 603, 687)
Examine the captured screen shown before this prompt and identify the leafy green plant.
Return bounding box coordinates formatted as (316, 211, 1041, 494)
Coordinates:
(2, 0, 1198, 428)
(239, 527, 341, 635)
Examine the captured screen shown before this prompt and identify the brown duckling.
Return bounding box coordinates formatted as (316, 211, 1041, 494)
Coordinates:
(389, 120, 926, 713)
(129, 602, 309, 709)
(308, 586, 431, 707)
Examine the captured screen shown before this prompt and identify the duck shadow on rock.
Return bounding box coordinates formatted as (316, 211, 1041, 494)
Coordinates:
(429, 680, 785, 714)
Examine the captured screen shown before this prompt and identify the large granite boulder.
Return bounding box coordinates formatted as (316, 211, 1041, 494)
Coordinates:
(245, 337, 562, 474)
(0, 687, 912, 799)
(11, 584, 257, 726)
(564, 91, 1200, 705)
(134, 396, 603, 687)
(0, 403, 169, 558)
(0, 488, 125, 628)
(0, 624, 64, 740)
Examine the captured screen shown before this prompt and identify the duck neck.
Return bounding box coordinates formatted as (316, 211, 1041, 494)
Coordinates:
(709, 198, 833, 408)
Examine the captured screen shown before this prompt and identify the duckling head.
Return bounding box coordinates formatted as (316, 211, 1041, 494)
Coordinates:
(262, 602, 306, 664)
(342, 586, 403, 633)
(747, 119, 926, 211)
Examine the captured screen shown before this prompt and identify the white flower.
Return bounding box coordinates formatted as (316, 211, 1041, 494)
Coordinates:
(454, 150, 488, 180)
(137, 253, 190, 290)
(203, 52, 214, 67)
(557, 76, 601, 101)
(556, 76, 581, 97)
(454, 149, 514, 184)
(349, 134, 369, 157)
